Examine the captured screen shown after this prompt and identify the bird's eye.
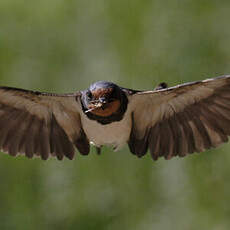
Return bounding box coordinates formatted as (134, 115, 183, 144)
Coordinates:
(87, 91, 92, 99)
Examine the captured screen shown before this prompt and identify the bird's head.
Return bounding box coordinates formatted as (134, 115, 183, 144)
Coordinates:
(81, 81, 124, 117)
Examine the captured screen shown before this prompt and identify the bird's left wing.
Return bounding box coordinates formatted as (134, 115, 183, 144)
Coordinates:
(128, 75, 230, 160)
(0, 87, 89, 160)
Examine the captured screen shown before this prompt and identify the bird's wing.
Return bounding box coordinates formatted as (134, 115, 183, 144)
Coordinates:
(0, 86, 89, 160)
(127, 75, 230, 160)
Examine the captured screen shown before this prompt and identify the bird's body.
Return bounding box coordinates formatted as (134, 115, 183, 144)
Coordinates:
(79, 81, 133, 150)
(0, 75, 230, 161)
(81, 109, 132, 150)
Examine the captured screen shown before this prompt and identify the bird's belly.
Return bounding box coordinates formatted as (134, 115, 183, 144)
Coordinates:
(81, 113, 132, 149)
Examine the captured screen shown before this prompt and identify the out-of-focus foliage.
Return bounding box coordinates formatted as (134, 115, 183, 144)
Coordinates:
(0, 0, 230, 229)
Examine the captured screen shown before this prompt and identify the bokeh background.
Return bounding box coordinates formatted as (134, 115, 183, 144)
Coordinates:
(1, 0, 230, 229)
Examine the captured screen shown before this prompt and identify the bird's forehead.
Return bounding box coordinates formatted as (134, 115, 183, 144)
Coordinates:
(91, 88, 113, 98)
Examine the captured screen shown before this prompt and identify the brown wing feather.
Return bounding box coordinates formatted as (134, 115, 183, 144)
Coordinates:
(128, 75, 230, 160)
(0, 86, 89, 160)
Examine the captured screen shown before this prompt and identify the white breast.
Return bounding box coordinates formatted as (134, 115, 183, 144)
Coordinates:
(80, 110, 132, 150)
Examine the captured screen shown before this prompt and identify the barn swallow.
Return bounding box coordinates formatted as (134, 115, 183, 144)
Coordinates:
(0, 75, 230, 161)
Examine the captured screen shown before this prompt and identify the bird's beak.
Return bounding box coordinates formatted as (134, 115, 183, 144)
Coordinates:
(85, 101, 104, 113)
(85, 97, 109, 113)
(99, 97, 107, 104)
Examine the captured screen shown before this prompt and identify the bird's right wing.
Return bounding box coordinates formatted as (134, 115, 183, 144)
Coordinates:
(128, 75, 230, 160)
(0, 87, 89, 160)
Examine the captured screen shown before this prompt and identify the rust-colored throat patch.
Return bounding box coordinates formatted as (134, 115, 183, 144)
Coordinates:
(88, 99, 121, 117)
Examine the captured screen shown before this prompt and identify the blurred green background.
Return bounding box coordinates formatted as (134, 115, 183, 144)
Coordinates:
(1, 0, 230, 229)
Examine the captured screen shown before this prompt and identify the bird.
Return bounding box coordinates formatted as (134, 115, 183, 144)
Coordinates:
(0, 75, 230, 161)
